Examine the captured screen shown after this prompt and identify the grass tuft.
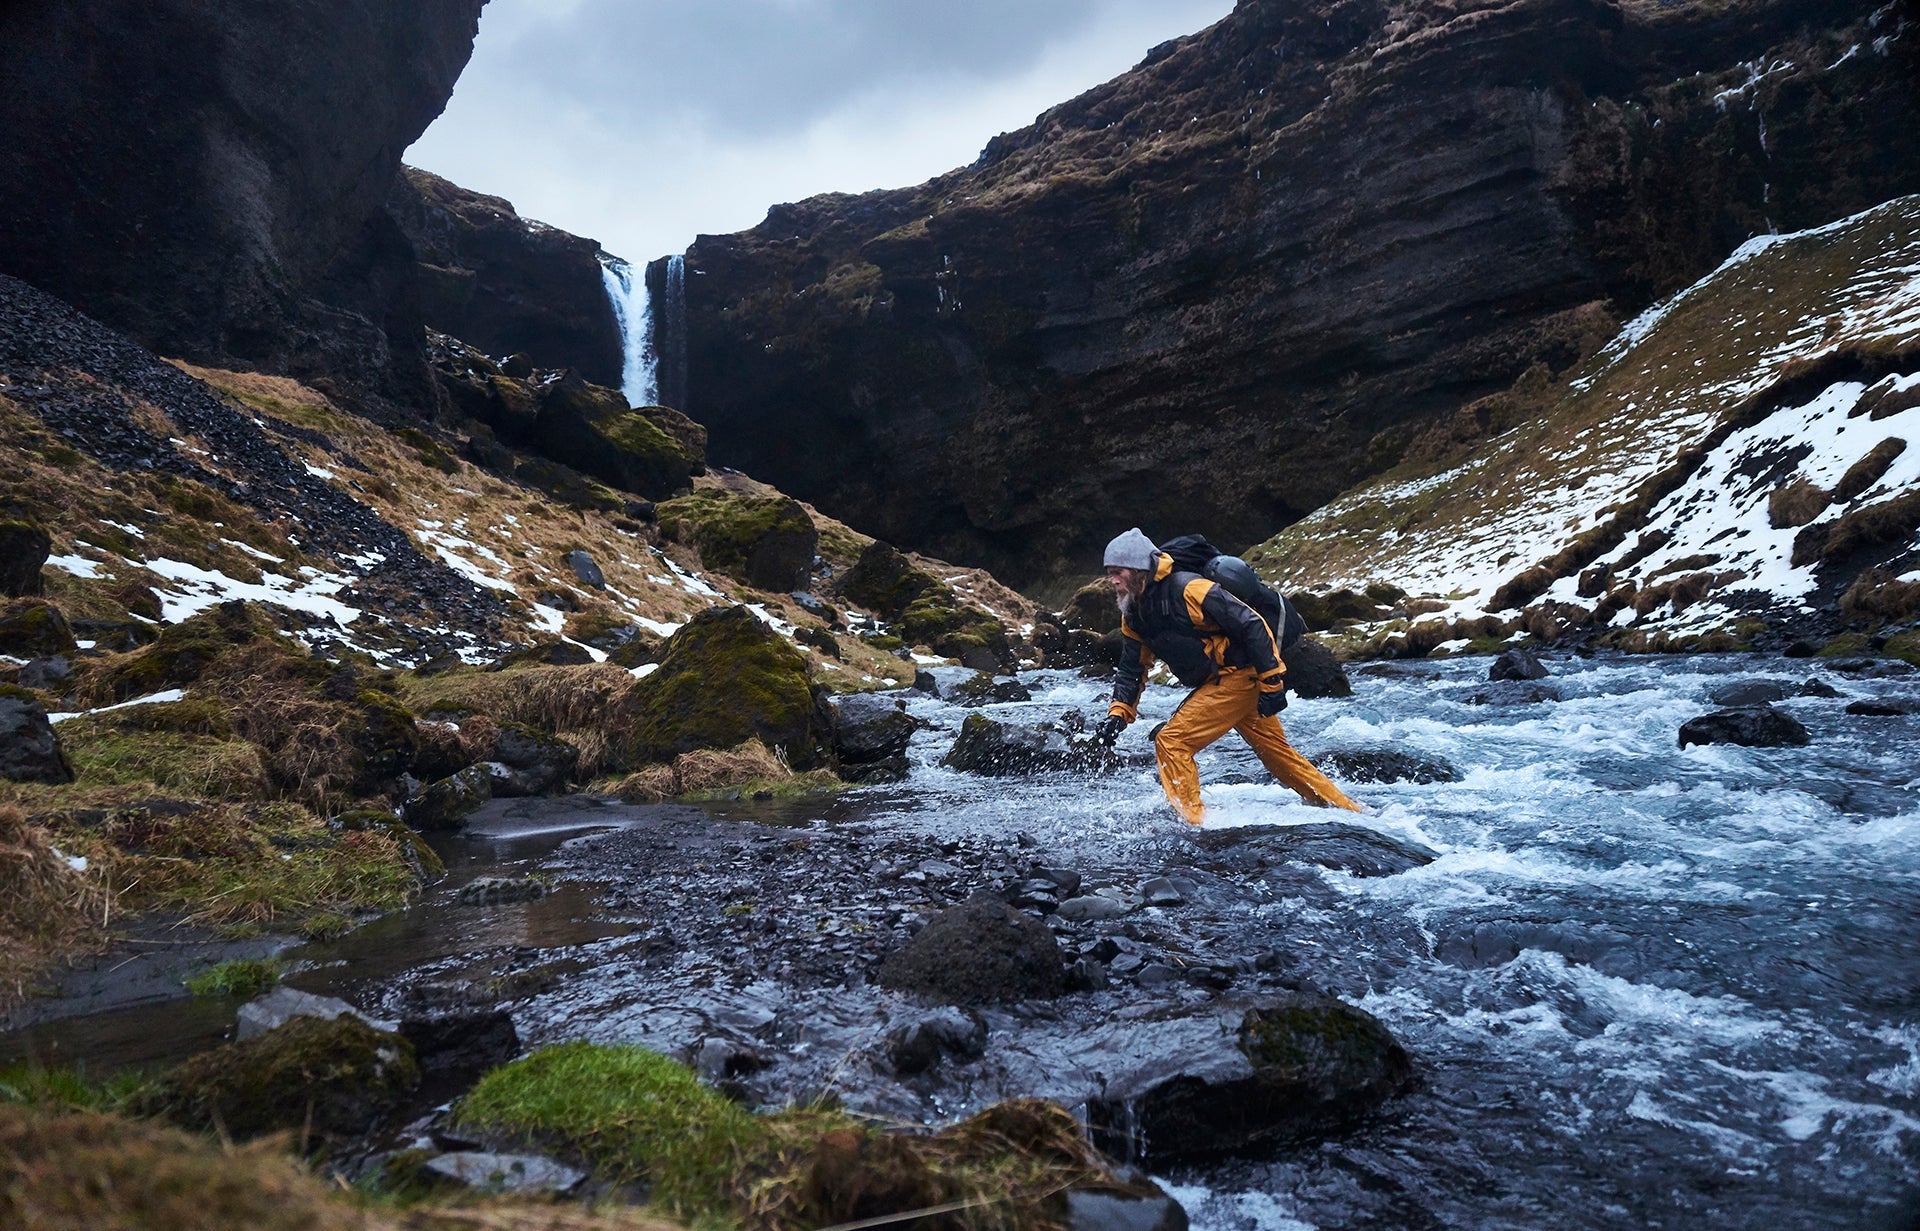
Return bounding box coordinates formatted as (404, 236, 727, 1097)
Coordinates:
(183, 958, 281, 999)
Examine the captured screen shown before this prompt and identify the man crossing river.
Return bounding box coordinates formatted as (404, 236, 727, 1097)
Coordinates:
(1092, 528, 1361, 824)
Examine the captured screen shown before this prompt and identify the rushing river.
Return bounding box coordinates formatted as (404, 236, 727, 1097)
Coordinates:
(15, 652, 1919, 1230)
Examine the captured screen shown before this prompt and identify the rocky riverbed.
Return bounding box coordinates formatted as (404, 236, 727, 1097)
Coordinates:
(10, 650, 1920, 1229)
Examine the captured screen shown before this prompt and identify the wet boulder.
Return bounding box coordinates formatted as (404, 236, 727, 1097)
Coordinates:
(0, 599, 77, 659)
(485, 722, 580, 796)
(1709, 678, 1792, 707)
(0, 688, 74, 784)
(941, 713, 1128, 777)
(408, 764, 492, 831)
(1846, 699, 1910, 716)
(949, 672, 1032, 707)
(236, 987, 391, 1041)
(885, 1006, 987, 1075)
(400, 1008, 520, 1099)
(877, 898, 1067, 1004)
(524, 371, 705, 499)
(1678, 705, 1811, 748)
(422, 1152, 584, 1196)
(0, 519, 50, 597)
(1489, 647, 1550, 681)
(565, 549, 605, 589)
(1465, 680, 1562, 705)
(1061, 581, 1121, 634)
(617, 605, 830, 768)
(1192, 822, 1436, 878)
(658, 489, 818, 593)
(1067, 1185, 1189, 1231)
(141, 1014, 419, 1141)
(1282, 637, 1351, 699)
(1084, 994, 1414, 1163)
(1319, 749, 1461, 785)
(832, 693, 918, 765)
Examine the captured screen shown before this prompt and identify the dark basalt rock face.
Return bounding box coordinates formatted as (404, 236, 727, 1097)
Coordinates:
(0, 0, 486, 409)
(674, 0, 1919, 588)
(391, 168, 625, 386)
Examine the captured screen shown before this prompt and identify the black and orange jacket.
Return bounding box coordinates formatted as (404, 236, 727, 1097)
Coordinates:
(1107, 553, 1285, 721)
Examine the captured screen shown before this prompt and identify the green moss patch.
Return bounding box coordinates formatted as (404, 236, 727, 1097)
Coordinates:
(183, 958, 281, 999)
(455, 1041, 760, 1216)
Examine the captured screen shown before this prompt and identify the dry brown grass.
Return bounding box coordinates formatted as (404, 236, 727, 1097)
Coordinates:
(607, 740, 792, 802)
(0, 804, 112, 1009)
(402, 665, 637, 778)
(0, 1103, 684, 1231)
(1767, 478, 1829, 529)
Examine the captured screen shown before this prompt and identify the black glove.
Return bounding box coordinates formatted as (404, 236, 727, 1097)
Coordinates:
(1256, 688, 1288, 717)
(1093, 715, 1127, 747)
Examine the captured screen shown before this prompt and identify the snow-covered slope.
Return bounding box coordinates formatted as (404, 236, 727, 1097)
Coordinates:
(1250, 195, 1920, 652)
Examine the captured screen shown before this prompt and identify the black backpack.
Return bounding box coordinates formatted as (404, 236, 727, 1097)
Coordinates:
(1158, 534, 1307, 651)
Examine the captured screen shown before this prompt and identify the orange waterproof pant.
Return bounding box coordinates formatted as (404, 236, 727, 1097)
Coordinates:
(1153, 667, 1361, 825)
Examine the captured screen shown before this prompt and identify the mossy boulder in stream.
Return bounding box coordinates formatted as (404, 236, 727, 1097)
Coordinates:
(657, 489, 818, 592)
(141, 1014, 419, 1141)
(877, 898, 1067, 1004)
(616, 605, 829, 769)
(1085, 993, 1414, 1162)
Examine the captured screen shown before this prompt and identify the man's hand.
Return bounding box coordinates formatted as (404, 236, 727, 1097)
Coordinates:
(1256, 688, 1288, 717)
(1093, 715, 1127, 747)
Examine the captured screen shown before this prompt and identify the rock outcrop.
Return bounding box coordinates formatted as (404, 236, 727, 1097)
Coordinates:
(0, 1, 487, 410)
(391, 168, 625, 386)
(672, 0, 1918, 588)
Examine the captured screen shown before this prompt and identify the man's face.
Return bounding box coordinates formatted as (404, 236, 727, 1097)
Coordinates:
(1106, 566, 1146, 601)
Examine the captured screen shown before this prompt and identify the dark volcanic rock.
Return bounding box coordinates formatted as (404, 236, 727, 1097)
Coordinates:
(0, 601, 78, 660)
(1319, 749, 1461, 785)
(0, 1, 486, 406)
(1678, 704, 1812, 748)
(1193, 822, 1436, 878)
(1084, 994, 1415, 1163)
(672, 0, 1918, 589)
(391, 167, 624, 385)
(486, 723, 580, 797)
(409, 765, 492, 831)
(0, 521, 50, 598)
(877, 898, 1067, 1004)
(942, 713, 1126, 776)
(1282, 637, 1352, 700)
(400, 1008, 520, 1098)
(831, 694, 918, 764)
(1490, 648, 1551, 681)
(0, 692, 75, 785)
(1710, 678, 1793, 706)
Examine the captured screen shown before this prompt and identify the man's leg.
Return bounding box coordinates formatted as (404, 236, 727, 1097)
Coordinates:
(1236, 712, 1363, 811)
(1154, 674, 1250, 825)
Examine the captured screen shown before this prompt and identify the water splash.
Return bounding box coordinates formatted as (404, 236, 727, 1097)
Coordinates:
(597, 253, 657, 407)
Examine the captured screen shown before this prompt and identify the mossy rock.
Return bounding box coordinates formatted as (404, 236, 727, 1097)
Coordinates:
(534, 373, 706, 499)
(350, 689, 421, 790)
(615, 606, 828, 769)
(0, 519, 51, 598)
(1061, 581, 1120, 633)
(513, 458, 628, 514)
(141, 1014, 419, 1141)
(1885, 631, 1920, 667)
(657, 489, 818, 592)
(0, 598, 77, 658)
(1817, 632, 1875, 658)
(394, 427, 459, 474)
(102, 601, 304, 700)
(896, 593, 1009, 671)
(837, 541, 939, 619)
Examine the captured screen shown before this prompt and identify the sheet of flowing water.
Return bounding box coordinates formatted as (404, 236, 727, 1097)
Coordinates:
(828, 656, 1920, 1230)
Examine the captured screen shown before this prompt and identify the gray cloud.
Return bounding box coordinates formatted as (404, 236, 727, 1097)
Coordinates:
(493, 0, 1182, 136)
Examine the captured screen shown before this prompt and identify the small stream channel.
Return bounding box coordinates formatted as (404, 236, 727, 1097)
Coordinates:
(8, 654, 1919, 1230)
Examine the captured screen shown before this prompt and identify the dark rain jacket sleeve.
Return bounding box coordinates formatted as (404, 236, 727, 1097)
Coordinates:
(1108, 619, 1152, 721)
(1196, 582, 1287, 696)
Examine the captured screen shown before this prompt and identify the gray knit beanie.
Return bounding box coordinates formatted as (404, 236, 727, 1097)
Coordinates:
(1102, 527, 1158, 570)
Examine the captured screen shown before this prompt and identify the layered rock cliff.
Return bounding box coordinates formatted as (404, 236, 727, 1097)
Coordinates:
(675, 0, 1919, 590)
(390, 168, 625, 387)
(0, 0, 487, 411)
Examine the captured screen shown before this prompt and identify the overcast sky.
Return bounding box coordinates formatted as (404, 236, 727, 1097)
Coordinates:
(406, 0, 1235, 265)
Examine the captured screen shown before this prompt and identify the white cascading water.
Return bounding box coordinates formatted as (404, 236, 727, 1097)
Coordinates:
(597, 253, 657, 407)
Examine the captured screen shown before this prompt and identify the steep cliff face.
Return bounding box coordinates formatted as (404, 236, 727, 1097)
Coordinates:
(678, 0, 1918, 590)
(0, 0, 486, 409)
(391, 168, 625, 387)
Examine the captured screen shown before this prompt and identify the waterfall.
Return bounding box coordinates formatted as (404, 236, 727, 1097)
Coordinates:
(658, 253, 688, 412)
(597, 253, 658, 407)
